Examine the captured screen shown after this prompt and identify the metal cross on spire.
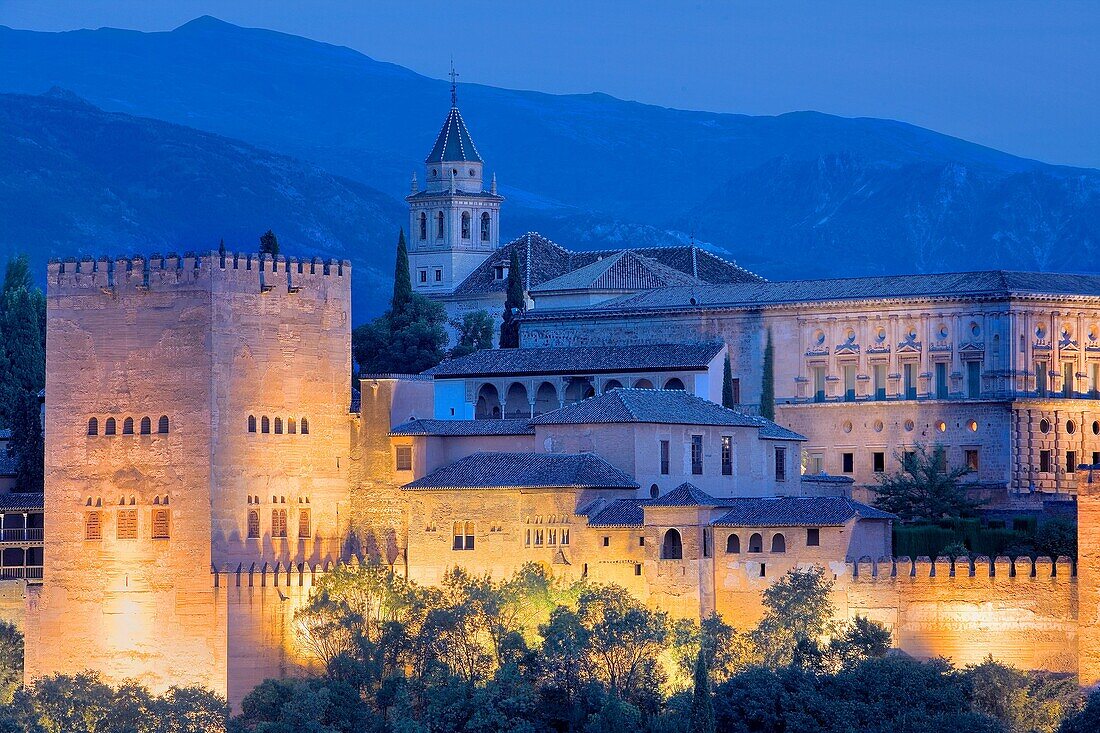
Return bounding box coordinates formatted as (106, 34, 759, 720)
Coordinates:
(449, 60, 459, 108)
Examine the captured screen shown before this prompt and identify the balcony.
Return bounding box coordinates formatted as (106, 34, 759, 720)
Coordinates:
(0, 566, 42, 580)
(0, 528, 43, 544)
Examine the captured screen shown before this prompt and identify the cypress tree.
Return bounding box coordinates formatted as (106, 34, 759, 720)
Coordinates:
(391, 229, 413, 321)
(259, 229, 280, 256)
(760, 329, 775, 420)
(689, 648, 716, 733)
(722, 353, 735, 409)
(499, 247, 524, 348)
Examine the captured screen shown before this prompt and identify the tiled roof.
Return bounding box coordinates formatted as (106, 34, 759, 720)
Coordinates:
(402, 451, 638, 491)
(530, 251, 702, 294)
(583, 498, 646, 527)
(647, 482, 720, 507)
(531, 389, 805, 440)
(713, 496, 896, 527)
(528, 271, 1100, 319)
(0, 492, 43, 510)
(424, 342, 724, 377)
(390, 418, 535, 437)
(0, 429, 10, 440)
(452, 233, 762, 298)
(425, 106, 482, 164)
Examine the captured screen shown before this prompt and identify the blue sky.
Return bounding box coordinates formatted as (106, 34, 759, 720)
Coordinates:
(1, 0, 1097, 168)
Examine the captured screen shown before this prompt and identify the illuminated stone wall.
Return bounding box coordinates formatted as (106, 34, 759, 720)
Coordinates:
(0, 580, 26, 630)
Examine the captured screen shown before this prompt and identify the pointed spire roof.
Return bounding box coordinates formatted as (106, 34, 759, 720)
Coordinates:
(425, 106, 482, 164)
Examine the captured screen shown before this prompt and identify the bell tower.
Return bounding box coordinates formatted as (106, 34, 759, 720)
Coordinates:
(406, 67, 503, 295)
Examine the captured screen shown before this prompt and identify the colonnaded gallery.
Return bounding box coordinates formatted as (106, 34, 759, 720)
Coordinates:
(7, 95, 1100, 709)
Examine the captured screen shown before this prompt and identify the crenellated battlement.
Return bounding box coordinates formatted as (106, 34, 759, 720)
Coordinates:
(47, 250, 352, 298)
(846, 554, 1076, 581)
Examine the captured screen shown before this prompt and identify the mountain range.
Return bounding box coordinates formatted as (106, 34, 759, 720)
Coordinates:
(0, 16, 1097, 317)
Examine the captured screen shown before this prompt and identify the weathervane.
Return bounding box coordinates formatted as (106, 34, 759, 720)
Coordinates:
(449, 60, 459, 108)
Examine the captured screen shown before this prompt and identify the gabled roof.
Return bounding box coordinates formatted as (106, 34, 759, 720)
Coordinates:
(425, 106, 482, 164)
(712, 496, 896, 527)
(526, 271, 1100, 319)
(402, 451, 638, 491)
(582, 498, 646, 527)
(424, 342, 724, 378)
(0, 492, 43, 510)
(530, 251, 702, 294)
(530, 388, 805, 440)
(390, 418, 534, 437)
(451, 233, 762, 298)
(646, 482, 720, 507)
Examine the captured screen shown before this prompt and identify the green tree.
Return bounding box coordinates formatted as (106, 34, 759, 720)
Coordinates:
(872, 443, 983, 521)
(499, 248, 524, 348)
(824, 616, 892, 671)
(352, 232, 448, 375)
(1034, 517, 1077, 559)
(759, 329, 774, 420)
(964, 657, 1081, 733)
(0, 256, 46, 492)
(450, 310, 495, 358)
(259, 229, 280, 256)
(0, 620, 23, 704)
(670, 614, 756, 689)
(689, 649, 716, 733)
(721, 354, 735, 409)
(1060, 687, 1100, 733)
(751, 566, 835, 668)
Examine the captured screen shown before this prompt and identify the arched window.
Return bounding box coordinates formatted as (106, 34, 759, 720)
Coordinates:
(564, 377, 595, 404)
(298, 509, 311, 538)
(247, 510, 260, 539)
(274, 417, 283, 434)
(603, 379, 623, 393)
(158, 416, 169, 434)
(650, 484, 659, 499)
(533, 381, 559, 416)
(122, 417, 134, 435)
(661, 528, 683, 560)
(475, 384, 502, 420)
(151, 508, 170, 539)
(436, 211, 445, 238)
(288, 418, 297, 434)
(419, 212, 427, 240)
(461, 212, 471, 239)
(85, 511, 102, 540)
(748, 533, 763, 553)
(726, 533, 741, 554)
(105, 418, 116, 436)
(301, 418, 310, 434)
(504, 382, 530, 419)
(272, 509, 287, 538)
(664, 378, 686, 391)
(248, 415, 257, 433)
(633, 378, 654, 389)
(771, 533, 786, 553)
(140, 417, 151, 435)
(481, 212, 491, 242)
(261, 416, 270, 434)
(87, 418, 98, 436)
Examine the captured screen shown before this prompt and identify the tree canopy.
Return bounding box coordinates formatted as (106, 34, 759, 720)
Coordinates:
(259, 229, 280, 256)
(450, 310, 495, 358)
(872, 443, 983, 521)
(499, 248, 524, 349)
(0, 255, 46, 491)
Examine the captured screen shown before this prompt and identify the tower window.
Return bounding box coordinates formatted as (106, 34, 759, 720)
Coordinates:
(419, 212, 427, 240)
(436, 212, 445, 238)
(140, 416, 151, 435)
(247, 509, 260, 539)
(152, 509, 170, 540)
(481, 212, 491, 242)
(122, 417, 134, 435)
(434, 269, 443, 283)
(85, 511, 102, 541)
(691, 435, 703, 475)
(395, 446, 413, 471)
(301, 418, 309, 434)
(248, 415, 257, 433)
(298, 509, 311, 539)
(419, 269, 428, 284)
(272, 509, 288, 538)
(87, 417, 98, 436)
(274, 417, 283, 434)
(261, 416, 270, 434)
(105, 417, 116, 436)
(461, 212, 471, 239)
(288, 418, 296, 434)
(117, 509, 138, 540)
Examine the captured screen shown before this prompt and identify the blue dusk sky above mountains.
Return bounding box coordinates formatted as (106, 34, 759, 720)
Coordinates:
(2, 0, 1097, 168)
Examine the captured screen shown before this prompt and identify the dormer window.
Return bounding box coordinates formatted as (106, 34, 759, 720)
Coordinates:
(494, 264, 508, 281)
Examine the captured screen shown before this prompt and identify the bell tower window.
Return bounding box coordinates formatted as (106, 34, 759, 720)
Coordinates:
(481, 212, 491, 242)
(461, 212, 471, 239)
(436, 212, 445, 239)
(419, 212, 427, 241)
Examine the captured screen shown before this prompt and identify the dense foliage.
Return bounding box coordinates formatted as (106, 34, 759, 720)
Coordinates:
(873, 443, 984, 521)
(0, 254, 46, 491)
(353, 230, 448, 375)
(721, 354, 735, 409)
(759, 329, 774, 420)
(450, 310, 495, 358)
(498, 248, 524, 349)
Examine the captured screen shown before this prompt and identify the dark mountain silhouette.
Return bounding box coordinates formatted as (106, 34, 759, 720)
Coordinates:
(0, 16, 1097, 308)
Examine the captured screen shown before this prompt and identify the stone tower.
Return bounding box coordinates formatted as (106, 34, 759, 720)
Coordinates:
(25, 251, 352, 700)
(406, 74, 503, 295)
(1079, 467, 1100, 685)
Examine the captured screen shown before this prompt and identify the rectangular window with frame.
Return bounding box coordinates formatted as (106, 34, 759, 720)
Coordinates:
(807, 452, 824, 475)
(1093, 451, 1100, 468)
(873, 363, 887, 400)
(418, 269, 428, 284)
(843, 364, 856, 402)
(602, 536, 610, 547)
(395, 445, 413, 472)
(1063, 362, 1075, 397)
(731, 378, 740, 405)
(434, 269, 443, 283)
(903, 362, 917, 399)
(1040, 449, 1052, 473)
(721, 436, 733, 476)
(453, 522, 475, 550)
(872, 451, 885, 473)
(813, 366, 826, 403)
(1092, 363, 1100, 398)
(151, 508, 170, 540)
(806, 527, 820, 547)
(247, 509, 260, 539)
(660, 440, 670, 475)
(117, 509, 138, 540)
(935, 362, 948, 399)
(561, 528, 570, 546)
(1067, 450, 1078, 474)
(272, 509, 288, 539)
(775, 447, 787, 481)
(691, 435, 704, 475)
(298, 509, 311, 539)
(967, 360, 981, 398)
(965, 449, 980, 472)
(842, 452, 854, 474)
(1035, 362, 1048, 396)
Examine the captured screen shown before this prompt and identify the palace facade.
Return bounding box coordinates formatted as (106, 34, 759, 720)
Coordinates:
(10, 94, 1100, 709)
